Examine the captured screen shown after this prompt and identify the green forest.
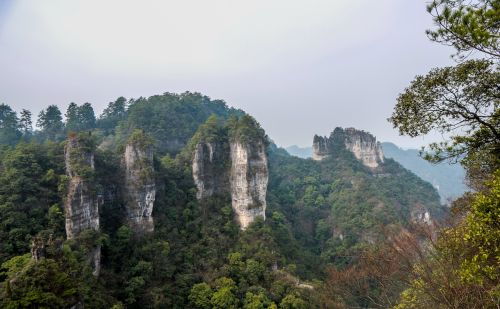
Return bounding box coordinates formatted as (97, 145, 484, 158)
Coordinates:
(0, 1, 499, 308)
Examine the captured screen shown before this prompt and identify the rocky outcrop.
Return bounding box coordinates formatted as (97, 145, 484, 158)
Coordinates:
(411, 208, 433, 226)
(312, 135, 330, 161)
(30, 236, 44, 262)
(192, 139, 269, 230)
(343, 128, 384, 168)
(312, 127, 384, 168)
(64, 134, 100, 276)
(192, 142, 228, 199)
(124, 141, 156, 233)
(192, 116, 269, 230)
(229, 140, 268, 229)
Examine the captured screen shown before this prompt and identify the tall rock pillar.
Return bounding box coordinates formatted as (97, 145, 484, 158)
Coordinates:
(123, 131, 156, 234)
(229, 139, 268, 230)
(64, 133, 100, 276)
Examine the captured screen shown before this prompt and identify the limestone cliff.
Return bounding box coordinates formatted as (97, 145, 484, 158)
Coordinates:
(312, 127, 384, 168)
(64, 134, 100, 276)
(192, 139, 269, 229)
(343, 128, 384, 168)
(124, 139, 156, 233)
(192, 141, 228, 199)
(192, 115, 269, 229)
(229, 140, 268, 229)
(312, 135, 330, 161)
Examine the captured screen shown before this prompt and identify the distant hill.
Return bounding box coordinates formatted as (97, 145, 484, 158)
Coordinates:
(286, 145, 312, 158)
(381, 142, 467, 204)
(286, 142, 468, 203)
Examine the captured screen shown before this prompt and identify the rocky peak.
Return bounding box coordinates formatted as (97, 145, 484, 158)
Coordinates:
(123, 131, 156, 234)
(312, 127, 384, 168)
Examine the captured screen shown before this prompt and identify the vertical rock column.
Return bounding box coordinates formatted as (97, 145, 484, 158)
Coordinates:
(193, 142, 216, 199)
(192, 141, 229, 200)
(124, 141, 156, 234)
(312, 135, 330, 161)
(229, 140, 268, 230)
(64, 134, 100, 276)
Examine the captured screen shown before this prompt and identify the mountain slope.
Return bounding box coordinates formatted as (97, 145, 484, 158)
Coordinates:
(381, 142, 467, 203)
(0, 92, 445, 308)
(272, 130, 443, 278)
(286, 142, 467, 203)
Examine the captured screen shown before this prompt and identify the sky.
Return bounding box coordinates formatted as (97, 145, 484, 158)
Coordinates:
(0, 0, 455, 149)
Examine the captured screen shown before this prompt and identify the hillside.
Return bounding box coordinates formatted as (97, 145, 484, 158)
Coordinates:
(286, 142, 467, 203)
(0, 93, 444, 308)
(381, 142, 467, 203)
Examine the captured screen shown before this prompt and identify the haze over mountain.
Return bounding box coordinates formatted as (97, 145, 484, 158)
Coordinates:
(0, 0, 497, 307)
(0, 0, 454, 149)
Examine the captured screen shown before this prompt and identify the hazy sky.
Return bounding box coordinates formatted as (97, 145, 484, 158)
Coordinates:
(0, 0, 455, 148)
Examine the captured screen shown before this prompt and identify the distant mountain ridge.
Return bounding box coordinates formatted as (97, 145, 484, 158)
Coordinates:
(285, 142, 467, 203)
(381, 142, 467, 203)
(284, 145, 312, 158)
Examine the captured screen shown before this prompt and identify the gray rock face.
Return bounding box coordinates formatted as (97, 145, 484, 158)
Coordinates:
(343, 128, 384, 168)
(64, 135, 100, 276)
(229, 141, 268, 230)
(312, 127, 384, 168)
(30, 237, 44, 262)
(64, 136, 100, 238)
(192, 139, 269, 230)
(192, 142, 228, 199)
(124, 143, 156, 233)
(312, 135, 330, 161)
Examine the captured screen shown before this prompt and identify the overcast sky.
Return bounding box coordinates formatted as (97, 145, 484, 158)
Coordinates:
(0, 0, 455, 148)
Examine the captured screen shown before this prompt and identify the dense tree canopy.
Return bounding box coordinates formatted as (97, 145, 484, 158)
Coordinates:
(426, 0, 499, 59)
(0, 91, 447, 307)
(66, 102, 97, 132)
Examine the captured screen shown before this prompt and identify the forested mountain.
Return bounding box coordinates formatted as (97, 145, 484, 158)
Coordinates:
(1, 0, 497, 307)
(285, 142, 467, 204)
(0, 92, 445, 308)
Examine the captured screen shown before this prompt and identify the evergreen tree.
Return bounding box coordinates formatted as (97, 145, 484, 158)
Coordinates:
(65, 102, 79, 132)
(0, 103, 21, 145)
(98, 97, 127, 134)
(19, 109, 33, 137)
(37, 105, 64, 141)
(78, 102, 96, 131)
(65, 102, 96, 132)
